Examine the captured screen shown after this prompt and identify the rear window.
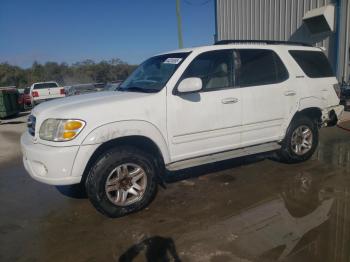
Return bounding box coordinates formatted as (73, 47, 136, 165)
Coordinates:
(289, 50, 334, 78)
(33, 82, 58, 89)
(237, 49, 289, 87)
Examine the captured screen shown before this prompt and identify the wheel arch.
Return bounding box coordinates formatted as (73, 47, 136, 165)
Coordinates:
(281, 107, 322, 143)
(81, 135, 166, 185)
(77, 120, 170, 184)
(292, 107, 322, 125)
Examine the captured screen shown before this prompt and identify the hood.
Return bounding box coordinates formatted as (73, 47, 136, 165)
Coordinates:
(32, 90, 162, 125)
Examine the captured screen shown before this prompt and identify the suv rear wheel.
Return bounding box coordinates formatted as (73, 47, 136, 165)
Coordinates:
(85, 146, 158, 217)
(278, 116, 319, 163)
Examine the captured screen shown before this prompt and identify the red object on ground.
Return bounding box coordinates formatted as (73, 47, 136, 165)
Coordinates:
(18, 94, 24, 105)
(23, 93, 32, 104)
(337, 123, 350, 132)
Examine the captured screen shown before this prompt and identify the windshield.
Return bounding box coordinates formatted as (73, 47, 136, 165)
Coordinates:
(119, 52, 190, 92)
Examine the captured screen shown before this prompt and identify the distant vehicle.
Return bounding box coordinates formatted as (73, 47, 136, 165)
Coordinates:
(17, 88, 25, 111)
(66, 84, 100, 96)
(105, 81, 122, 91)
(22, 41, 343, 217)
(23, 87, 33, 110)
(17, 87, 33, 111)
(30, 81, 65, 105)
(340, 83, 350, 111)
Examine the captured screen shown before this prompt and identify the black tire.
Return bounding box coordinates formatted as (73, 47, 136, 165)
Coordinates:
(85, 146, 158, 218)
(277, 116, 319, 163)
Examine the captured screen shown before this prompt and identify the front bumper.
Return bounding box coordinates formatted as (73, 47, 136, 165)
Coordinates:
(21, 132, 82, 185)
(321, 105, 344, 127)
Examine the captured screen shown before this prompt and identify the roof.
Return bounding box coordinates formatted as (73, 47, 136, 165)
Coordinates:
(32, 81, 58, 85)
(214, 40, 312, 46)
(159, 41, 319, 56)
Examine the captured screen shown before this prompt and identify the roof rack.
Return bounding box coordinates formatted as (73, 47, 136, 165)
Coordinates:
(214, 40, 312, 47)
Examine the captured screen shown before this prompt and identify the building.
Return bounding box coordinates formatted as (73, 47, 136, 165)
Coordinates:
(214, 0, 350, 83)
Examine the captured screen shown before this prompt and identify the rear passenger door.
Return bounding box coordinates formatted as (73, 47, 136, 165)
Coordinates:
(237, 49, 295, 146)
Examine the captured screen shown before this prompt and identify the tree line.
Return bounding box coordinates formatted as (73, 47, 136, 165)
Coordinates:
(0, 58, 137, 88)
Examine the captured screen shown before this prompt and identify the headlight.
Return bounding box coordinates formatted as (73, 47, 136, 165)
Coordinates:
(39, 119, 85, 141)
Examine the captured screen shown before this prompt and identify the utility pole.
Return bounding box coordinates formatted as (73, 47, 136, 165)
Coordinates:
(176, 0, 184, 48)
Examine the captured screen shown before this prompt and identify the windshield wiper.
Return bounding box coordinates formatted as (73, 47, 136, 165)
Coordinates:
(118, 86, 159, 93)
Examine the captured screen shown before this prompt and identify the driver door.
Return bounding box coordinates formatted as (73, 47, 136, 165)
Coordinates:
(167, 49, 242, 162)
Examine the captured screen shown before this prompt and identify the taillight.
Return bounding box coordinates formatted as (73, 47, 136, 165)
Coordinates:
(333, 83, 341, 98)
(60, 88, 65, 95)
(32, 91, 39, 97)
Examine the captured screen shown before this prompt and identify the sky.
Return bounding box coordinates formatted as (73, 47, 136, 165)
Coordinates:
(0, 0, 215, 68)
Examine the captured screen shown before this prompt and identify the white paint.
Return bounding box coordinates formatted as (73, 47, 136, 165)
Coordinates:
(21, 43, 343, 185)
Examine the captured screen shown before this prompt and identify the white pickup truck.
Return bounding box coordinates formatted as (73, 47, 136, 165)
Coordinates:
(30, 81, 65, 105)
(21, 41, 343, 217)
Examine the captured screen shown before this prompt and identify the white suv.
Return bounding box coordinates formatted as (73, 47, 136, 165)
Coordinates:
(21, 41, 343, 217)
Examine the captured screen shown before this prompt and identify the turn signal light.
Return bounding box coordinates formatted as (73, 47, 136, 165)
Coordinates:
(62, 131, 77, 139)
(64, 121, 83, 130)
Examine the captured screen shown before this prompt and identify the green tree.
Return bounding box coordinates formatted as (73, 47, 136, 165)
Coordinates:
(0, 58, 136, 88)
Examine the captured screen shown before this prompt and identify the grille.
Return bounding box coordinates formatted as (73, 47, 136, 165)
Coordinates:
(27, 115, 36, 136)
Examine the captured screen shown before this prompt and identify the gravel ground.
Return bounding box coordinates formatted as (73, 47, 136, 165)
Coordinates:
(0, 110, 350, 262)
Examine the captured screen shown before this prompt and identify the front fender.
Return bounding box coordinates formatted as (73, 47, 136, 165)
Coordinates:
(81, 120, 170, 164)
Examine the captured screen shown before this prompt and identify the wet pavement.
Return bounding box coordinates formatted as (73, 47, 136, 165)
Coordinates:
(1, 123, 350, 262)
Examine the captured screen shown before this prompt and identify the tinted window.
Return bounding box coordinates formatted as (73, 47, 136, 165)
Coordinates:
(33, 82, 59, 89)
(289, 50, 334, 78)
(237, 49, 289, 87)
(181, 50, 233, 91)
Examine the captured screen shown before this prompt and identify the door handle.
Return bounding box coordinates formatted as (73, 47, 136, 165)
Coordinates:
(284, 91, 296, 96)
(221, 97, 239, 104)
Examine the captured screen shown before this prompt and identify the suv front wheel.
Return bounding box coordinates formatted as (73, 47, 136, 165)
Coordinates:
(85, 146, 158, 217)
(278, 116, 319, 163)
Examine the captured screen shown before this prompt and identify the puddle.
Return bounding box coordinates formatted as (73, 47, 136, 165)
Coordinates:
(1, 124, 350, 261)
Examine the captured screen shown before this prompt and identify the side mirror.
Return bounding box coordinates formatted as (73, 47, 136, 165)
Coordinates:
(177, 77, 202, 94)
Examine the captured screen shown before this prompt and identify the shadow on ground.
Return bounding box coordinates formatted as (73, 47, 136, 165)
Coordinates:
(55, 153, 269, 199)
(0, 111, 30, 125)
(164, 153, 267, 183)
(119, 236, 181, 262)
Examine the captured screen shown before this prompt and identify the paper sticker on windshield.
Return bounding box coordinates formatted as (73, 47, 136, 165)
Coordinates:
(163, 58, 182, 64)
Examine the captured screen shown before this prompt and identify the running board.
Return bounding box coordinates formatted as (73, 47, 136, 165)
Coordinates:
(166, 142, 281, 171)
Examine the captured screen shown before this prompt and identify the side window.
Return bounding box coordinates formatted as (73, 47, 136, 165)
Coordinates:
(237, 49, 289, 87)
(181, 50, 234, 91)
(289, 50, 334, 78)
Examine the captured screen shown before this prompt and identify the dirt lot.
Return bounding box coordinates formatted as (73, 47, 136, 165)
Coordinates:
(1, 112, 350, 262)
